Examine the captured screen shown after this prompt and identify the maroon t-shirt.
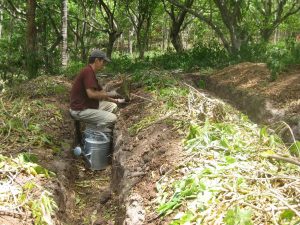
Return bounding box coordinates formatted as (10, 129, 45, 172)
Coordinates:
(70, 65, 102, 110)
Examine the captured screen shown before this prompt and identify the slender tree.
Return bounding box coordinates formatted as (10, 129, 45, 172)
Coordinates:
(97, 0, 122, 58)
(0, 7, 2, 38)
(167, 0, 250, 54)
(162, 0, 194, 52)
(253, 0, 300, 42)
(26, 0, 38, 78)
(125, 0, 158, 58)
(62, 0, 68, 66)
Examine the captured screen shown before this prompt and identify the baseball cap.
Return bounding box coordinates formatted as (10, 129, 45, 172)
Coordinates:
(90, 49, 111, 62)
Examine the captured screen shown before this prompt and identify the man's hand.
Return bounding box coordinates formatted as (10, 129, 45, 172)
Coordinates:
(107, 90, 120, 98)
(116, 98, 126, 104)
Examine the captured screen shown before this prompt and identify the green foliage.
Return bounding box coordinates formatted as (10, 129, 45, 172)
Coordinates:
(63, 61, 85, 79)
(265, 41, 300, 81)
(132, 70, 177, 91)
(184, 119, 284, 154)
(107, 42, 229, 74)
(151, 42, 229, 71)
(0, 95, 62, 152)
(0, 153, 57, 225)
(8, 75, 67, 98)
(106, 54, 150, 73)
(156, 114, 296, 224)
(0, 36, 25, 83)
(266, 42, 292, 81)
(170, 211, 195, 225)
(223, 207, 253, 225)
(158, 174, 206, 216)
(17, 153, 55, 178)
(158, 86, 189, 109)
(198, 79, 206, 89)
(289, 141, 300, 157)
(280, 209, 295, 222)
(29, 191, 58, 225)
(19, 152, 38, 163)
(1, 0, 300, 81)
(128, 114, 158, 135)
(238, 42, 268, 62)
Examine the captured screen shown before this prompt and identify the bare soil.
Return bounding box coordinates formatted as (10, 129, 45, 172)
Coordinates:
(210, 62, 300, 116)
(111, 89, 185, 224)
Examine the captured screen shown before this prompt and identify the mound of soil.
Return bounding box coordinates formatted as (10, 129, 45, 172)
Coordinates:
(212, 62, 300, 115)
(196, 62, 300, 140)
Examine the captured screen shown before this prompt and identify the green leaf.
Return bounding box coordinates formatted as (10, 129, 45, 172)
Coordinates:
(280, 209, 295, 221)
(225, 156, 236, 164)
(261, 150, 275, 157)
(158, 199, 180, 215)
(289, 141, 300, 157)
(198, 80, 206, 89)
(171, 211, 194, 225)
(18, 153, 38, 163)
(260, 127, 268, 139)
(236, 177, 244, 186)
(220, 138, 230, 149)
(224, 207, 253, 225)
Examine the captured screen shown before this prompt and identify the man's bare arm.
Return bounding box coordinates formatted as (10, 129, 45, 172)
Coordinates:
(86, 88, 122, 103)
(86, 88, 108, 100)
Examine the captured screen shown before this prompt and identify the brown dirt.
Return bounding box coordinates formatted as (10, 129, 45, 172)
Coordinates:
(111, 88, 186, 224)
(211, 62, 300, 115)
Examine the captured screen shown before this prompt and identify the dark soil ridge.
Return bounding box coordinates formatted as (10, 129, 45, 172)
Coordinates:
(191, 63, 300, 142)
(111, 89, 184, 225)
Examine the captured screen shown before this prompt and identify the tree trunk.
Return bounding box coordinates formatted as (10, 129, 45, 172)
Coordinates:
(26, 0, 38, 79)
(170, 26, 184, 52)
(162, 16, 168, 50)
(0, 8, 2, 38)
(62, 0, 68, 67)
(136, 29, 145, 59)
(41, 14, 50, 73)
(80, 38, 87, 63)
(128, 28, 134, 55)
(107, 31, 121, 59)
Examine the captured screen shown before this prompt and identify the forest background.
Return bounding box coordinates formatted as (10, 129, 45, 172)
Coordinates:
(0, 0, 300, 85)
(0, 1, 300, 224)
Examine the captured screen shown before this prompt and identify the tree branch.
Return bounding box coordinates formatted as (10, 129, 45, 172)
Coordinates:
(167, 0, 230, 51)
(268, 154, 300, 167)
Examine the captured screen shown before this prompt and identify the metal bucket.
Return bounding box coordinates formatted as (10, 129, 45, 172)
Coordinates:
(84, 128, 112, 142)
(83, 132, 111, 170)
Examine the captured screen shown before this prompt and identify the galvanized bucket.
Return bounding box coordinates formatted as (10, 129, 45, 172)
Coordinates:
(83, 132, 111, 170)
(84, 128, 112, 143)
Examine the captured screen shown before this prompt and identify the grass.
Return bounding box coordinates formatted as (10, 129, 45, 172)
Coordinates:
(0, 75, 69, 224)
(0, 153, 57, 224)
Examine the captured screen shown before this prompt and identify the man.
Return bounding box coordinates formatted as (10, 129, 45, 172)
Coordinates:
(70, 49, 124, 130)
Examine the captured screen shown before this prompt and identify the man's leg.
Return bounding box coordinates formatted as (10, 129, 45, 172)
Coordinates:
(70, 108, 116, 128)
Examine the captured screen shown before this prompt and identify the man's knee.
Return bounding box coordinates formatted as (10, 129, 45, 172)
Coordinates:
(111, 102, 118, 113)
(110, 113, 117, 123)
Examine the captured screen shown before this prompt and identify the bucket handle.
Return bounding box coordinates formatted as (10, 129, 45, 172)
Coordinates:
(97, 131, 109, 142)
